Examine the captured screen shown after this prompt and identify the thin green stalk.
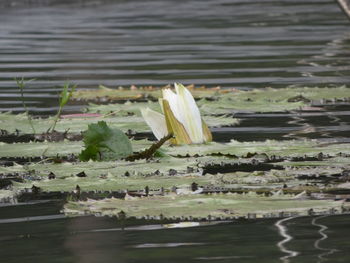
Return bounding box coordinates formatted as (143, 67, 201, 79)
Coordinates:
(47, 82, 76, 133)
(48, 106, 62, 133)
(15, 77, 36, 134)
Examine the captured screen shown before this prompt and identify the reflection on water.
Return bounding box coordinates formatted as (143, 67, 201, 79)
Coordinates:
(312, 216, 339, 262)
(298, 32, 350, 78)
(275, 217, 299, 263)
(131, 242, 205, 248)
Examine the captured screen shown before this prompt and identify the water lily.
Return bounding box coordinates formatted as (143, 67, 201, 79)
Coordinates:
(141, 83, 212, 144)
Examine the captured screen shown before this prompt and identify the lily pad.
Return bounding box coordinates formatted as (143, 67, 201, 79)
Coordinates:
(64, 193, 347, 219)
(2, 86, 350, 221)
(73, 85, 350, 113)
(0, 190, 17, 202)
(198, 86, 350, 114)
(71, 85, 223, 102)
(162, 139, 350, 157)
(0, 112, 148, 134)
(7, 156, 205, 192)
(0, 112, 238, 135)
(0, 141, 84, 158)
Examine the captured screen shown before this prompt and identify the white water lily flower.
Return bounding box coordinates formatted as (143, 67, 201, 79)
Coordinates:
(140, 107, 168, 140)
(141, 83, 212, 145)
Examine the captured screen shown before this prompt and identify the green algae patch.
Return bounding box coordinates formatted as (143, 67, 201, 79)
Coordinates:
(64, 193, 346, 219)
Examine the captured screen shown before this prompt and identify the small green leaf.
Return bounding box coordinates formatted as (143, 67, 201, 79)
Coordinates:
(79, 121, 133, 161)
(79, 145, 100, 161)
(60, 83, 76, 107)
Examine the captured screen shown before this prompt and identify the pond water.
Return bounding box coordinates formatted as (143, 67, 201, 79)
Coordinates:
(1, 0, 350, 262)
(1, 200, 350, 263)
(0, 0, 349, 113)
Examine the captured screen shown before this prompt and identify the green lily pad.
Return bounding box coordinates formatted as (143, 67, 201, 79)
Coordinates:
(1, 138, 349, 160)
(0, 190, 16, 201)
(162, 139, 350, 157)
(71, 85, 223, 101)
(0, 141, 84, 158)
(198, 86, 350, 114)
(0, 111, 238, 135)
(0, 112, 148, 134)
(63, 193, 346, 219)
(7, 156, 204, 192)
(2, 148, 349, 195)
(74, 86, 350, 113)
(2, 84, 350, 221)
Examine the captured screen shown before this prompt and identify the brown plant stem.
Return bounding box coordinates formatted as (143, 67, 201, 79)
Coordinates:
(125, 133, 173, 161)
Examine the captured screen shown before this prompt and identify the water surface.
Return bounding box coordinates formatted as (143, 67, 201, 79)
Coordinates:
(1, 201, 350, 263)
(0, 0, 349, 113)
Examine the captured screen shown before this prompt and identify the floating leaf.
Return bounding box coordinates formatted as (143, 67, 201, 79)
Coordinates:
(79, 121, 132, 161)
(64, 193, 346, 219)
(0, 112, 238, 135)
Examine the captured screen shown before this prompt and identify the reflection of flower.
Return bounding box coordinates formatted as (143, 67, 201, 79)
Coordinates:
(141, 83, 212, 144)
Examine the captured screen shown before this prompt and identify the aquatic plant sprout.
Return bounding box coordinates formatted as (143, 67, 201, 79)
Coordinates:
(141, 83, 212, 144)
(47, 82, 76, 133)
(15, 77, 36, 134)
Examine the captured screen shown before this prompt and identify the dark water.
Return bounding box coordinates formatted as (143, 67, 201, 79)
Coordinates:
(1, 201, 350, 263)
(0, 0, 349, 113)
(1, 0, 350, 262)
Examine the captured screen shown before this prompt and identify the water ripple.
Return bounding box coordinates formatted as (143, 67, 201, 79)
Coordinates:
(0, 0, 349, 113)
(275, 216, 299, 263)
(312, 215, 339, 262)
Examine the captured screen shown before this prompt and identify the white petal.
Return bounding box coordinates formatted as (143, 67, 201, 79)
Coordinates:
(174, 83, 204, 143)
(140, 107, 168, 140)
(158, 98, 164, 113)
(162, 88, 184, 124)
